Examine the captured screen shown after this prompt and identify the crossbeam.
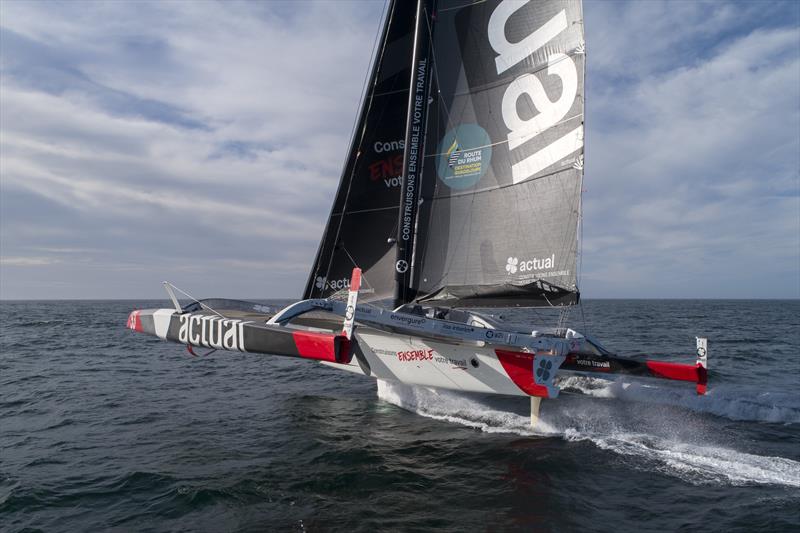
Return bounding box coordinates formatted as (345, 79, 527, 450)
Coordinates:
(268, 298, 571, 356)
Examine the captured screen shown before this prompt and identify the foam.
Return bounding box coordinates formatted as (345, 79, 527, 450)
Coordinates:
(377, 380, 800, 488)
(557, 375, 800, 424)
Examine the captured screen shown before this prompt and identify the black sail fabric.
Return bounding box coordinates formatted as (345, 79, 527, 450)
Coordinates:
(412, 0, 585, 307)
(303, 1, 417, 302)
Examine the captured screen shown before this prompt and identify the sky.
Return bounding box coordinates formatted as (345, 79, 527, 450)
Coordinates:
(1, 0, 798, 300)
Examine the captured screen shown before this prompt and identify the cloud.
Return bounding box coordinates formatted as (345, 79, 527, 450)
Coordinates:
(0, 257, 60, 267)
(0, 0, 797, 299)
(1, 0, 388, 299)
(582, 3, 800, 298)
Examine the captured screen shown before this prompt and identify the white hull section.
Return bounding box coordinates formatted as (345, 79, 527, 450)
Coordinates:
(323, 328, 536, 398)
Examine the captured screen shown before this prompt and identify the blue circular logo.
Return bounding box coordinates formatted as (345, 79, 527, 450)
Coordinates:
(436, 124, 492, 190)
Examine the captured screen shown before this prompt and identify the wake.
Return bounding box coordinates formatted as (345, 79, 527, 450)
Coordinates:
(377, 380, 800, 488)
(557, 374, 800, 424)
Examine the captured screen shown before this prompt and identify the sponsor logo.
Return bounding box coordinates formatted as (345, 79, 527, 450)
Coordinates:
(484, 329, 510, 342)
(434, 354, 468, 369)
(506, 254, 556, 275)
(178, 314, 246, 351)
(315, 276, 350, 292)
(374, 139, 405, 153)
(397, 349, 434, 362)
(436, 124, 492, 189)
(389, 313, 426, 327)
(535, 358, 553, 382)
(368, 154, 403, 188)
(446, 139, 462, 167)
(505, 257, 519, 274)
(488, 1, 582, 183)
(442, 323, 475, 334)
(574, 358, 611, 370)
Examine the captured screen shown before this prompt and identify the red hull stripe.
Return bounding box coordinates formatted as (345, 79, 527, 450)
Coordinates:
(292, 331, 345, 363)
(495, 350, 552, 398)
(646, 360, 699, 382)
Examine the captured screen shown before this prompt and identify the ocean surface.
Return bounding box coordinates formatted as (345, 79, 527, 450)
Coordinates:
(1, 299, 798, 532)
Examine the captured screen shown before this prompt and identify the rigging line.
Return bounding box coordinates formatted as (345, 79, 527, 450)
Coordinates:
(332, 205, 398, 216)
(373, 88, 410, 98)
(541, 291, 557, 309)
(424, 12, 462, 141)
(419, 6, 458, 142)
(339, 244, 375, 295)
(165, 283, 226, 319)
(317, 0, 392, 290)
(437, 0, 488, 13)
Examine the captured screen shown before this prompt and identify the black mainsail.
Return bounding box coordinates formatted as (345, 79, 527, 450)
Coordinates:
(307, 0, 585, 309)
(303, 0, 417, 303)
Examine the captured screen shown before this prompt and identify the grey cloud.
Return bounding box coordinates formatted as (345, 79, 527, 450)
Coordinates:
(0, 28, 207, 130)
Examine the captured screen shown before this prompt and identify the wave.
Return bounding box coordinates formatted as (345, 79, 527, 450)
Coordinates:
(376, 380, 800, 488)
(557, 375, 800, 424)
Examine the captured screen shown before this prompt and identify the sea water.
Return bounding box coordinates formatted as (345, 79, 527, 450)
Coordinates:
(1, 299, 798, 531)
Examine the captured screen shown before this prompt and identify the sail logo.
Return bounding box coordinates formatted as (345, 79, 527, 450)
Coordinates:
(488, 1, 583, 183)
(370, 139, 405, 187)
(436, 124, 492, 190)
(506, 254, 555, 275)
(315, 276, 350, 292)
(505, 257, 519, 274)
(374, 140, 404, 153)
(178, 314, 246, 351)
(446, 139, 461, 168)
(368, 154, 403, 188)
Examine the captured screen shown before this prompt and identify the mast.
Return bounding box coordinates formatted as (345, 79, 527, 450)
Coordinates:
(393, 0, 433, 309)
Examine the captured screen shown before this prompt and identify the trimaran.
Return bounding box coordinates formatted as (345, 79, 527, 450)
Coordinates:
(128, 0, 708, 427)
